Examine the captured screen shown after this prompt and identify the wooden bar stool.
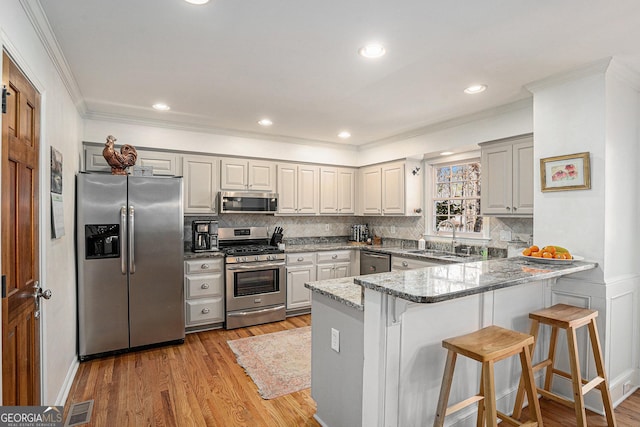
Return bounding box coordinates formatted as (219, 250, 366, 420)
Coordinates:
(434, 325, 542, 427)
(512, 304, 616, 426)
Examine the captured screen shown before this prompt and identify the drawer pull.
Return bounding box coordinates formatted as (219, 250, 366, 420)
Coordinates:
(402, 261, 408, 267)
(332, 254, 338, 259)
(200, 264, 209, 269)
(201, 308, 210, 314)
(201, 283, 210, 289)
(297, 257, 304, 262)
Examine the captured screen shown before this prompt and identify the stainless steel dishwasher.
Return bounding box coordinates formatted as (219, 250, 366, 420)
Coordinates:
(360, 251, 391, 275)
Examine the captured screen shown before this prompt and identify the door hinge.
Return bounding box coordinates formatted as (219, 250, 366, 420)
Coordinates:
(2, 85, 10, 114)
(2, 275, 6, 298)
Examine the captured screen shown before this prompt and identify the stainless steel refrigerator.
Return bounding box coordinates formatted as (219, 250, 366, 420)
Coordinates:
(76, 173, 184, 360)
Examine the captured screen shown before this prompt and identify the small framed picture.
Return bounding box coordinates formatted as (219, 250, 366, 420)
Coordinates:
(540, 152, 591, 192)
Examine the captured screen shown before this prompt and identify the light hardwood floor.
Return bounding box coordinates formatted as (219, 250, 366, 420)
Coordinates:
(64, 315, 639, 426)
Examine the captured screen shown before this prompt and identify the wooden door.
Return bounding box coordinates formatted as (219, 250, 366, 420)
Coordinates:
(2, 51, 41, 405)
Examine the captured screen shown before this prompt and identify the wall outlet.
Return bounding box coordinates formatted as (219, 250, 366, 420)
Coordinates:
(331, 328, 340, 353)
(325, 223, 330, 231)
(623, 381, 632, 395)
(390, 226, 396, 234)
(499, 230, 512, 241)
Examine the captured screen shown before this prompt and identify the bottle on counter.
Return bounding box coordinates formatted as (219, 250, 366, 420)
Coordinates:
(481, 244, 489, 260)
(418, 237, 426, 250)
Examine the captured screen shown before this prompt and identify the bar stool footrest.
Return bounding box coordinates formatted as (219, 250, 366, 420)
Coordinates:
(582, 376, 605, 394)
(445, 395, 484, 416)
(497, 411, 538, 427)
(537, 388, 575, 408)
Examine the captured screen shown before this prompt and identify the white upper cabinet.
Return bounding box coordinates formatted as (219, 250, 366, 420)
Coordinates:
(480, 135, 533, 216)
(84, 145, 180, 176)
(220, 158, 276, 191)
(358, 160, 422, 216)
(319, 167, 356, 215)
(277, 163, 319, 215)
(183, 155, 219, 214)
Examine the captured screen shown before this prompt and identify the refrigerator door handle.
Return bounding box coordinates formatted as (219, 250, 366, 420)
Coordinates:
(129, 206, 135, 274)
(120, 206, 127, 274)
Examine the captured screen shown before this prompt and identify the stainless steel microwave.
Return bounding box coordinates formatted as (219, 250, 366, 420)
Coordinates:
(218, 191, 278, 213)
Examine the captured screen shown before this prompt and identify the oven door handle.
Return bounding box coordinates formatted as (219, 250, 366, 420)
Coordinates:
(227, 305, 286, 317)
(226, 262, 285, 271)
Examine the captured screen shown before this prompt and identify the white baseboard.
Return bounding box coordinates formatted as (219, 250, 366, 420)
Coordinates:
(55, 357, 79, 406)
(313, 413, 329, 427)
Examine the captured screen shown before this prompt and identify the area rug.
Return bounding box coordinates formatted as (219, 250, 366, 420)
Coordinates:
(227, 326, 311, 399)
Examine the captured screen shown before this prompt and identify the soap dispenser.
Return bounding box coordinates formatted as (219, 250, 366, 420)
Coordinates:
(418, 237, 426, 250)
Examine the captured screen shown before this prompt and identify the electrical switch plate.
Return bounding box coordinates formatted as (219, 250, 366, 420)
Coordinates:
(331, 328, 340, 353)
(325, 224, 330, 231)
(499, 230, 512, 241)
(390, 226, 396, 234)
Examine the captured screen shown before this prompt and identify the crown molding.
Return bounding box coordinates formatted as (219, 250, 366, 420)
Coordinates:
(359, 97, 533, 150)
(84, 110, 360, 152)
(525, 58, 612, 93)
(607, 58, 640, 91)
(21, 0, 87, 114)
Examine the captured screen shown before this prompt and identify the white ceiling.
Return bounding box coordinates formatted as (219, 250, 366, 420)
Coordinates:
(38, 0, 640, 146)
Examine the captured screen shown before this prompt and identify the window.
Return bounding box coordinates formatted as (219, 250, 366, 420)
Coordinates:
(432, 160, 482, 235)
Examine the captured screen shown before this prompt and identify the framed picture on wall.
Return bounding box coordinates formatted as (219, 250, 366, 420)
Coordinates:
(51, 146, 63, 194)
(540, 152, 591, 192)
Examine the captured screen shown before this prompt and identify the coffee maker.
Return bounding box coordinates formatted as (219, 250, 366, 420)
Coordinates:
(192, 220, 219, 252)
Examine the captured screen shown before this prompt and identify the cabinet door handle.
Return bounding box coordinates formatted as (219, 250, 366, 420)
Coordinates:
(201, 283, 210, 289)
(332, 254, 338, 259)
(201, 264, 209, 269)
(201, 308, 210, 314)
(297, 257, 304, 262)
(402, 261, 408, 267)
(506, 206, 511, 211)
(513, 206, 518, 211)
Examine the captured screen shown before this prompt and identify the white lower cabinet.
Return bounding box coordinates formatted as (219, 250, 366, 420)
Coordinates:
(184, 258, 225, 331)
(316, 250, 352, 280)
(286, 252, 316, 311)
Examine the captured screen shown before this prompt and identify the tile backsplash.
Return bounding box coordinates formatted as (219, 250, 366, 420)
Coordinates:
(183, 214, 532, 251)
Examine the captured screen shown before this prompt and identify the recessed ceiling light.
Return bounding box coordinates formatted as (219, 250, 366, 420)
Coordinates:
(440, 151, 454, 156)
(258, 118, 273, 127)
(464, 84, 487, 94)
(152, 103, 170, 111)
(358, 44, 386, 58)
(338, 131, 351, 139)
(184, 0, 209, 4)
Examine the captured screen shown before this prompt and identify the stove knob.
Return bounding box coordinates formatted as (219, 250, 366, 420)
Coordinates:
(242, 257, 247, 262)
(266, 255, 272, 261)
(254, 256, 259, 261)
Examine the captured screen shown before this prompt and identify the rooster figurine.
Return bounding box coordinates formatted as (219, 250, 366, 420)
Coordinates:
(102, 135, 138, 175)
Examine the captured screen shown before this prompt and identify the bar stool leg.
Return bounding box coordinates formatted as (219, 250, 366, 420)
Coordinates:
(519, 344, 543, 426)
(482, 360, 497, 427)
(434, 350, 457, 427)
(566, 326, 588, 426)
(476, 364, 485, 427)
(543, 326, 559, 391)
(512, 319, 540, 419)
(587, 319, 617, 426)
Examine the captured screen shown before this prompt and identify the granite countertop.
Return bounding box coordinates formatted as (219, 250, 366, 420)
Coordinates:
(304, 277, 364, 311)
(354, 257, 598, 303)
(184, 250, 225, 260)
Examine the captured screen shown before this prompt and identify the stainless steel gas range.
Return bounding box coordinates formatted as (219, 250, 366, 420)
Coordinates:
(219, 227, 286, 329)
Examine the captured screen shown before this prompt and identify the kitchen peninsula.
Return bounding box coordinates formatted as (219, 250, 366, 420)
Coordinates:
(305, 257, 597, 427)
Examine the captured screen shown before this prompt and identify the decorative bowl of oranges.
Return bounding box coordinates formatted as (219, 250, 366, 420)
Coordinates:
(520, 245, 583, 264)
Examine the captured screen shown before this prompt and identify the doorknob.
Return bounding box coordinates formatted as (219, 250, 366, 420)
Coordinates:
(37, 288, 53, 300)
(33, 281, 52, 319)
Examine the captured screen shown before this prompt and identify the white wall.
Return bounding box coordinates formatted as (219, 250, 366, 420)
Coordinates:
(1, 1, 83, 405)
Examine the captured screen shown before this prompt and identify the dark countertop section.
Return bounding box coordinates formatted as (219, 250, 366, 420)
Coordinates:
(353, 257, 597, 303)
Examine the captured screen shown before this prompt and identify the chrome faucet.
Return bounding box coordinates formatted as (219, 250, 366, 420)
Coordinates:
(437, 220, 457, 254)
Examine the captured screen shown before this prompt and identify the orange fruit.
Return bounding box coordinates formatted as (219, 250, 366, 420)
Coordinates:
(530, 245, 539, 253)
(554, 253, 564, 259)
(522, 248, 532, 256)
(531, 251, 542, 257)
(543, 246, 556, 255)
(542, 252, 553, 258)
(564, 252, 572, 260)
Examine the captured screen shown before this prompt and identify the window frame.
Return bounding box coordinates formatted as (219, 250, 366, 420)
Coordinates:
(426, 153, 488, 239)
